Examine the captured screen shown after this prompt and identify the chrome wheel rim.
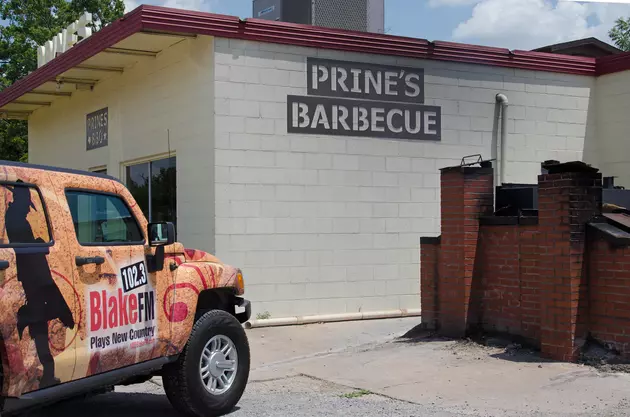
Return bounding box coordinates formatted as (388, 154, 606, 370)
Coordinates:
(199, 335, 238, 395)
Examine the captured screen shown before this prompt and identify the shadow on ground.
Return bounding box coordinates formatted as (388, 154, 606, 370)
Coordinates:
(12, 392, 242, 417)
(396, 323, 630, 371)
(395, 323, 555, 365)
(14, 393, 178, 417)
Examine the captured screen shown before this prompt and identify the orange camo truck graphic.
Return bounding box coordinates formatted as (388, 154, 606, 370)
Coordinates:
(0, 161, 251, 417)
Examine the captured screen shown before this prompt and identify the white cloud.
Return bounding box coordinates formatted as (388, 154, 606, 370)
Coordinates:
(124, 0, 140, 12)
(428, 0, 480, 6)
(449, 0, 630, 50)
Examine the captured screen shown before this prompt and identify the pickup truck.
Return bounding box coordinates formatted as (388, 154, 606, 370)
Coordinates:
(0, 160, 251, 416)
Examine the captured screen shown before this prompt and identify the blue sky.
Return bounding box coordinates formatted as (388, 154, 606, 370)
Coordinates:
(123, 0, 630, 50)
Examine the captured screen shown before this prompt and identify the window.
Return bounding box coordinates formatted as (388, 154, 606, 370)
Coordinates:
(126, 156, 176, 225)
(66, 191, 143, 245)
(0, 182, 52, 246)
(90, 167, 107, 175)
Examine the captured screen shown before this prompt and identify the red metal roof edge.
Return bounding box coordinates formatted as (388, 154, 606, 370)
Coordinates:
(140, 5, 596, 75)
(7, 4, 630, 110)
(596, 50, 630, 75)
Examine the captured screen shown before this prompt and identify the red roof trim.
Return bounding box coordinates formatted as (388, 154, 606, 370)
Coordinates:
(597, 51, 630, 75)
(5, 4, 629, 110)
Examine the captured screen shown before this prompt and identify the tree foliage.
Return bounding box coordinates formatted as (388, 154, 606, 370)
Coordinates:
(0, 0, 125, 162)
(610, 17, 630, 52)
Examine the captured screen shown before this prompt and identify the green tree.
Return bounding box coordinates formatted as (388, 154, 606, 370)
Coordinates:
(610, 17, 630, 52)
(0, 0, 125, 162)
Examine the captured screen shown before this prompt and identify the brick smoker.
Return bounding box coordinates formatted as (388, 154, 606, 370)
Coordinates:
(420, 158, 630, 362)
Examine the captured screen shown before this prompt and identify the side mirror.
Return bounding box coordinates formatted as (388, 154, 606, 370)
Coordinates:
(148, 222, 176, 247)
(146, 222, 175, 273)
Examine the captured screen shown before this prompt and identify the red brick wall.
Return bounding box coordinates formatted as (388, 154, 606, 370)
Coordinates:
(437, 166, 493, 337)
(477, 224, 540, 343)
(418, 160, 619, 362)
(520, 227, 542, 342)
(589, 240, 630, 356)
(420, 239, 440, 329)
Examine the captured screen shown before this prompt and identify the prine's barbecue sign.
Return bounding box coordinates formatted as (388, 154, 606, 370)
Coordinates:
(288, 58, 441, 141)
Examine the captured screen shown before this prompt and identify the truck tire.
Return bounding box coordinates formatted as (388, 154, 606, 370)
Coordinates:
(163, 310, 250, 417)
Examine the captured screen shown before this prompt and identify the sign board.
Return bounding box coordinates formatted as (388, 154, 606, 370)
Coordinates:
(258, 5, 276, 16)
(86, 107, 108, 151)
(288, 58, 441, 141)
(38, 12, 93, 68)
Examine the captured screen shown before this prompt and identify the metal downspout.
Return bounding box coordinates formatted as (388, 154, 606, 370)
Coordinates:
(496, 93, 509, 186)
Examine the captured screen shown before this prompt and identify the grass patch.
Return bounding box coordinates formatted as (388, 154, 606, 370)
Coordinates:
(256, 311, 271, 320)
(340, 389, 372, 399)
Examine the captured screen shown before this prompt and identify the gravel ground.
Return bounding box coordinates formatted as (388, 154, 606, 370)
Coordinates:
(16, 376, 462, 417)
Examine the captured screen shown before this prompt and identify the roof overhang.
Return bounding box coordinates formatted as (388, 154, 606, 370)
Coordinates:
(4, 4, 628, 120)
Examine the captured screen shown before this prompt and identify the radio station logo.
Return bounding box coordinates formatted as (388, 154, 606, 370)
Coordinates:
(88, 260, 157, 351)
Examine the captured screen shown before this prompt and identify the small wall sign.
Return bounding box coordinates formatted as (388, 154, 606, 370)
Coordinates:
(86, 107, 108, 151)
(288, 58, 441, 141)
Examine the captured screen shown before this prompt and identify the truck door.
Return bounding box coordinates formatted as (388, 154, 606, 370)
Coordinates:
(0, 179, 77, 395)
(63, 188, 163, 378)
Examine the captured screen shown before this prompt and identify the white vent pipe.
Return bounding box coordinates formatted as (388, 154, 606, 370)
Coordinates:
(496, 93, 509, 186)
(244, 308, 422, 329)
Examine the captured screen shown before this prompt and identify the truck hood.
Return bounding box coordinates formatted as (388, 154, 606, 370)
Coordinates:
(182, 247, 223, 264)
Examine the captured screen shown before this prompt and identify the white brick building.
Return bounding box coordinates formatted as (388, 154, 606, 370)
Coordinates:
(0, 5, 628, 318)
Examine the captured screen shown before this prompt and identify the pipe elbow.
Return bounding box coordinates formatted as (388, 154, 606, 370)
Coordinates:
(496, 93, 509, 106)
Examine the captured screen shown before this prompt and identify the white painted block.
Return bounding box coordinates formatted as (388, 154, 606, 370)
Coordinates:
(259, 68, 291, 86)
(386, 157, 411, 172)
(373, 203, 398, 217)
(229, 65, 260, 83)
(215, 218, 246, 234)
(358, 187, 387, 202)
(230, 133, 262, 150)
(229, 100, 260, 117)
(246, 218, 275, 234)
(274, 251, 306, 267)
(216, 116, 245, 133)
(304, 153, 333, 169)
(216, 81, 245, 99)
(333, 218, 360, 233)
(259, 102, 285, 119)
(373, 172, 398, 186)
(276, 152, 304, 168)
(245, 251, 276, 267)
(246, 118, 275, 134)
(245, 84, 281, 102)
(261, 135, 291, 151)
(333, 154, 360, 170)
(360, 218, 386, 233)
(399, 203, 424, 218)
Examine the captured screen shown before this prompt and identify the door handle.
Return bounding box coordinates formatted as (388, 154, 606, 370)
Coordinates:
(76, 256, 105, 267)
(0, 260, 8, 271)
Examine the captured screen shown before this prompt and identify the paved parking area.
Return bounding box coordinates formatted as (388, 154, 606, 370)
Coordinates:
(21, 375, 462, 417)
(12, 318, 630, 416)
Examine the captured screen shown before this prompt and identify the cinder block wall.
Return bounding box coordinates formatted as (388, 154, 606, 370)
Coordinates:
(212, 37, 594, 318)
(420, 159, 630, 362)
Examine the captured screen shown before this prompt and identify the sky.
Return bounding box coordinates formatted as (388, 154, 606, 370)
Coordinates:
(122, 0, 630, 50)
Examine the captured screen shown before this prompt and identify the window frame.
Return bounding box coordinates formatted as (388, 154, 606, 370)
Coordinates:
(64, 188, 146, 247)
(0, 181, 54, 249)
(122, 154, 176, 224)
(89, 165, 107, 175)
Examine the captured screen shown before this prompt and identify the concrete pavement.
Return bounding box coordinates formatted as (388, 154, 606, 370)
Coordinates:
(17, 317, 630, 416)
(247, 321, 630, 416)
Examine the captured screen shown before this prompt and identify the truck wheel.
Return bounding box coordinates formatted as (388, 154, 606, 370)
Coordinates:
(163, 310, 250, 417)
